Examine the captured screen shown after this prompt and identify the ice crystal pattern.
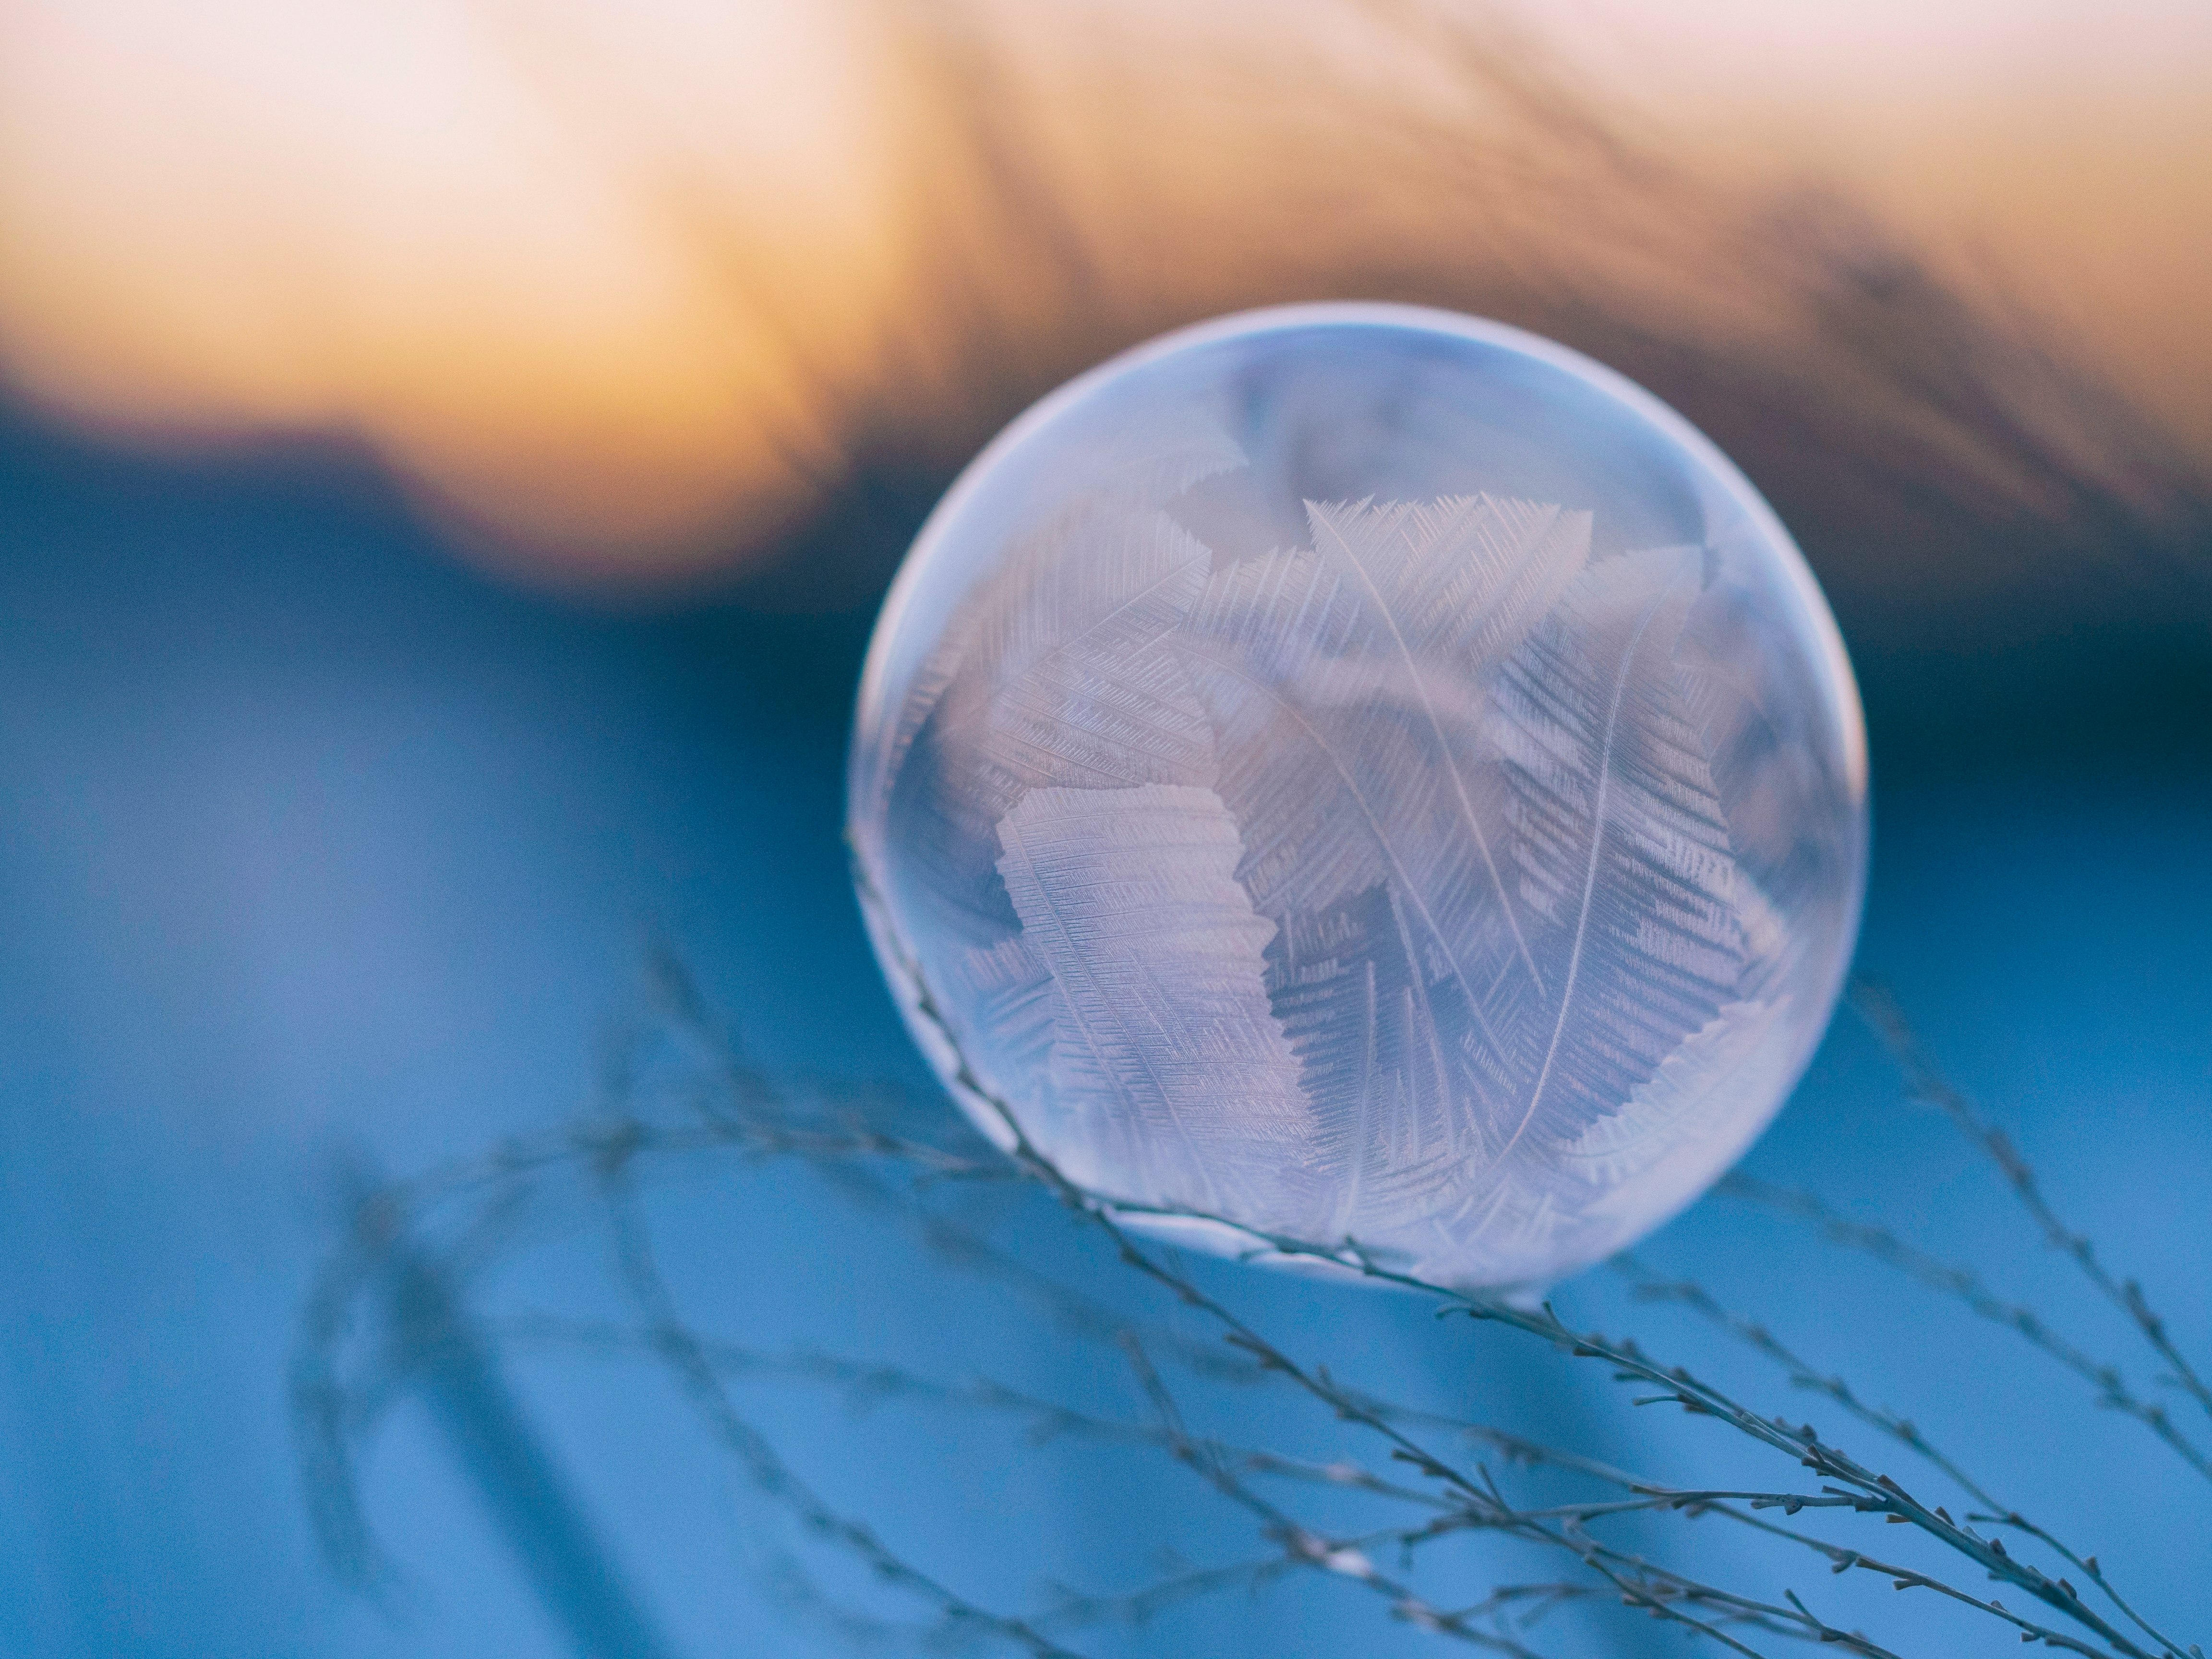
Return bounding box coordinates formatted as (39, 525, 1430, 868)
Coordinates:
(853, 313, 1864, 1290)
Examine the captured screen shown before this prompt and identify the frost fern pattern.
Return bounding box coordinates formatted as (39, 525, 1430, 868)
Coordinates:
(875, 468, 1813, 1288)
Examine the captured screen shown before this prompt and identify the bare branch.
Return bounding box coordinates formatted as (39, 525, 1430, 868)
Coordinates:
(1852, 981, 2212, 1430)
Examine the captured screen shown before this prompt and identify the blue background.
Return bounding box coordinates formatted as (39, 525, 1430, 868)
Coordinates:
(3, 397, 2206, 1656)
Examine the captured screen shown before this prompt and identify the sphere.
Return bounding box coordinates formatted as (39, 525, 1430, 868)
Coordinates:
(849, 304, 1868, 1293)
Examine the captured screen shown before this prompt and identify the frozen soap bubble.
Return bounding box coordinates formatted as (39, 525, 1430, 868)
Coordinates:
(849, 304, 1868, 1293)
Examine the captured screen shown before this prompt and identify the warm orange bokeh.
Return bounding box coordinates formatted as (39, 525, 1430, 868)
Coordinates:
(1, 0, 2205, 594)
(0, 0, 910, 583)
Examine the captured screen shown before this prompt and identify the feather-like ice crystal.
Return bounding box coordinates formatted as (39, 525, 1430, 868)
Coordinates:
(850, 304, 1868, 1292)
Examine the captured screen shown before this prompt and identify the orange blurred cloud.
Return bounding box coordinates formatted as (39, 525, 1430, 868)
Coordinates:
(0, 0, 2205, 600)
(0, 0, 910, 582)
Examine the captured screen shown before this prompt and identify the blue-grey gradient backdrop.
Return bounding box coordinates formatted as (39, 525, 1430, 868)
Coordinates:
(3, 398, 2207, 1656)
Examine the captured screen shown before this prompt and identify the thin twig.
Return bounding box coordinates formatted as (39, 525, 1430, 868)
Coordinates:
(1717, 1171, 2212, 1486)
(1610, 1255, 2193, 1659)
(1852, 980, 2212, 1429)
(300, 923, 2206, 1659)
(591, 1140, 1094, 1659)
(864, 871, 2186, 1659)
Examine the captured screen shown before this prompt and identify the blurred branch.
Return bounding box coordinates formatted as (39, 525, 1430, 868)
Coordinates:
(293, 931, 2210, 1659)
(1715, 1170, 2212, 1485)
(867, 870, 2194, 1659)
(1851, 981, 2212, 1432)
(292, 1161, 680, 1659)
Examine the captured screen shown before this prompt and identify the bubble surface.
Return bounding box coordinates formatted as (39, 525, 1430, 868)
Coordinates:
(850, 304, 1868, 1292)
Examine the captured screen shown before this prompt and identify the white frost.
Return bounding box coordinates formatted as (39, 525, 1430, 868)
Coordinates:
(995, 783, 1312, 1216)
(1478, 544, 1744, 1167)
(865, 434, 1842, 1293)
(1177, 494, 1595, 1229)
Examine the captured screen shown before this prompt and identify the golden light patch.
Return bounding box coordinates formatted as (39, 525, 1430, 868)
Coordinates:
(0, 0, 2205, 592)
